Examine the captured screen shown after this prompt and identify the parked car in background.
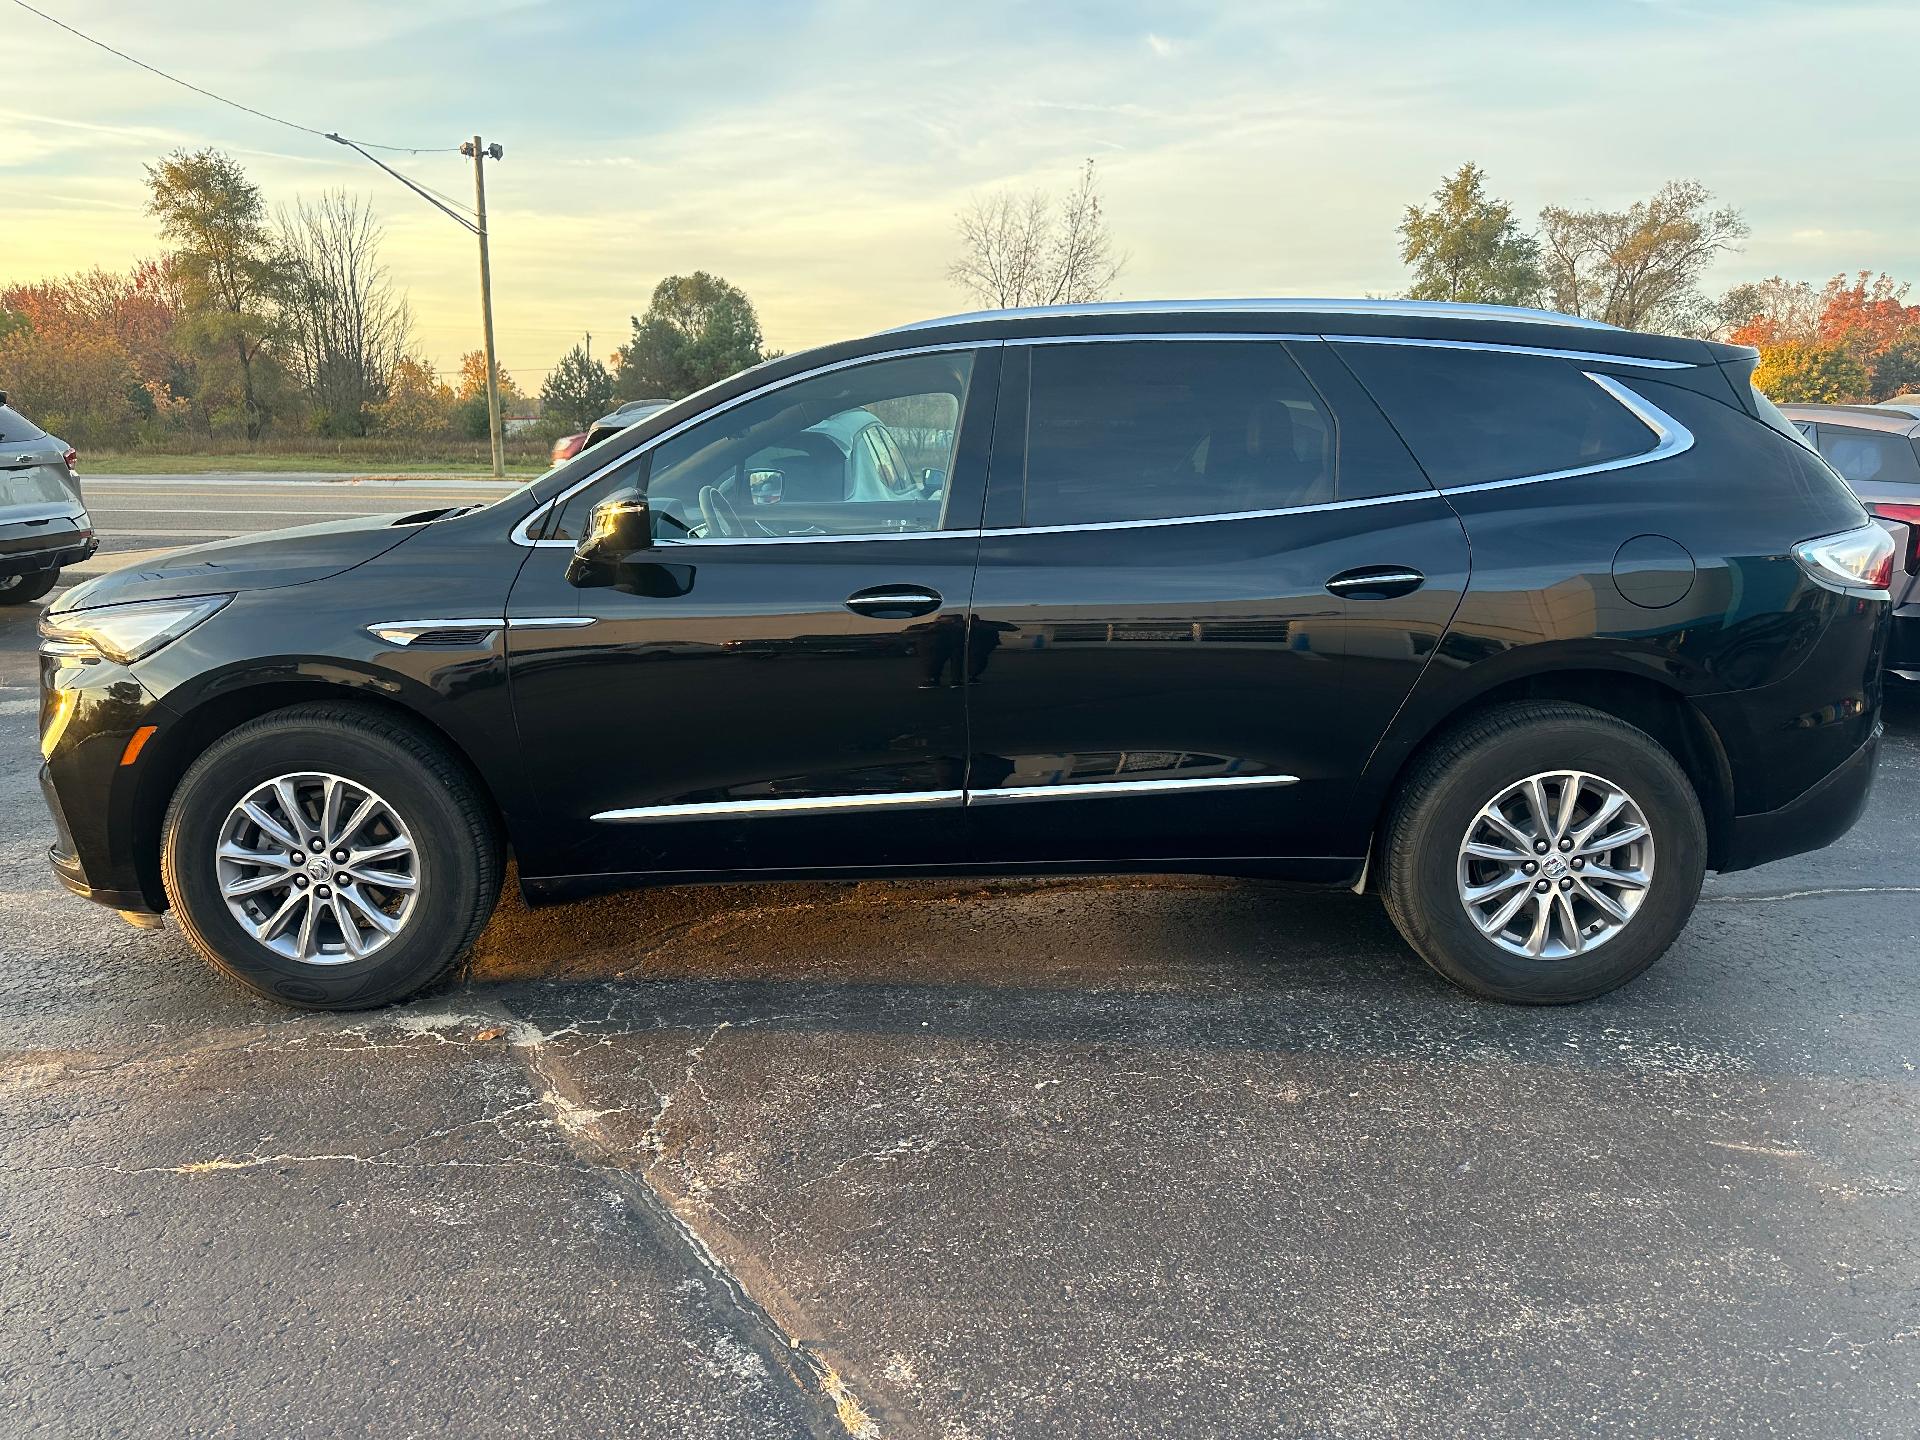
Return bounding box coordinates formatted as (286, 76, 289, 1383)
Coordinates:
(1, 391, 95, 605)
(1781, 402, 1920, 678)
(550, 397, 673, 465)
(39, 300, 1886, 1011)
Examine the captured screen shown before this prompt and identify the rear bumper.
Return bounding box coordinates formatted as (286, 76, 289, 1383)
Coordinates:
(1720, 725, 1880, 872)
(1, 531, 96, 578)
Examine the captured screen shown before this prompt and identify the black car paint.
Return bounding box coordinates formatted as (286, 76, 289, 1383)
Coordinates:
(39, 306, 1886, 916)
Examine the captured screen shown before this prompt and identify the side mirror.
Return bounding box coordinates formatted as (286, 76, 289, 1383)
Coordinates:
(566, 491, 654, 588)
(748, 467, 784, 505)
(920, 467, 945, 496)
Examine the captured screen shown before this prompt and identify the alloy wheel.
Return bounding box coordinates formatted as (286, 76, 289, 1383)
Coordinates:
(214, 772, 421, 965)
(1456, 769, 1654, 959)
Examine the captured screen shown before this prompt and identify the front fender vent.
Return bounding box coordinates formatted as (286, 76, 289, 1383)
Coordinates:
(367, 618, 503, 648)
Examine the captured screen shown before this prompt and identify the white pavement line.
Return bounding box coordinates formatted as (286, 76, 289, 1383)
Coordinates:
(1702, 885, 1920, 903)
(91, 475, 523, 489)
(92, 507, 359, 517)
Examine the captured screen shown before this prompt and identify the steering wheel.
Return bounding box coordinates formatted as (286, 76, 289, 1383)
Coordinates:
(698, 483, 749, 539)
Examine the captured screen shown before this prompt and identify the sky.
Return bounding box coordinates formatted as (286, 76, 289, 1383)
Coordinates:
(2, 0, 1915, 390)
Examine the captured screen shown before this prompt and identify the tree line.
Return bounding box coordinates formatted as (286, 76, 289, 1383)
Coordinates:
(0, 149, 777, 448)
(1398, 162, 1920, 403)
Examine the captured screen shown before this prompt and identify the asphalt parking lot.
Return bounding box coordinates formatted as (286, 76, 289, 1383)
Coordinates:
(3, 480, 1918, 1437)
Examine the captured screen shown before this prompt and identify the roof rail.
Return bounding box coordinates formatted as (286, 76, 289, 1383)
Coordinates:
(886, 297, 1619, 334)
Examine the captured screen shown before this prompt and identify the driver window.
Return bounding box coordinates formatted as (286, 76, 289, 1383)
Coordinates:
(642, 351, 973, 540)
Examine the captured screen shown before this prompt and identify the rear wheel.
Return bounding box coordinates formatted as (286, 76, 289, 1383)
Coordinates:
(0, 569, 58, 604)
(1380, 701, 1706, 1003)
(162, 704, 502, 1009)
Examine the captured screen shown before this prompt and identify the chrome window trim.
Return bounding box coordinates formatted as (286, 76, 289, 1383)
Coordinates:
(967, 774, 1299, 805)
(510, 340, 988, 549)
(1321, 333, 1692, 370)
(977, 488, 1437, 538)
(1435, 372, 1694, 498)
(886, 298, 1618, 333)
(592, 790, 965, 823)
(513, 337, 1694, 550)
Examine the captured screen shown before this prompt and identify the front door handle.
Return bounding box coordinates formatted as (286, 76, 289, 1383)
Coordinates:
(845, 584, 943, 619)
(1326, 566, 1425, 600)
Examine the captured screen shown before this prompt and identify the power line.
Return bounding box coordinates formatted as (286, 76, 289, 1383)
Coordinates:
(327, 134, 478, 233)
(8, 0, 461, 156)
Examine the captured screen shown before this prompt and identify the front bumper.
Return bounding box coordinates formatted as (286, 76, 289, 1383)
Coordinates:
(38, 647, 170, 915)
(1721, 725, 1880, 872)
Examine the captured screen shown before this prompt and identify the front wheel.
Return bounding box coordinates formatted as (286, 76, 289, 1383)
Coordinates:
(0, 569, 58, 604)
(1380, 701, 1706, 1004)
(162, 704, 502, 1009)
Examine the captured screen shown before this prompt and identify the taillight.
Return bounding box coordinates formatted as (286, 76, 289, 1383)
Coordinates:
(1793, 524, 1896, 594)
(1867, 501, 1920, 576)
(62, 447, 77, 470)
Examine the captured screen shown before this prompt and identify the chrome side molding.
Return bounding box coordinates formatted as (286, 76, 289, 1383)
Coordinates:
(592, 790, 965, 823)
(967, 774, 1299, 805)
(590, 773, 1299, 824)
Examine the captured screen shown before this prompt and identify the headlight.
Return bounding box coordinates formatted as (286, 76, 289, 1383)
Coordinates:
(38, 594, 232, 664)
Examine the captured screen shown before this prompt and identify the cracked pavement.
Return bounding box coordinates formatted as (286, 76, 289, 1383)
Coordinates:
(3, 600, 1918, 1437)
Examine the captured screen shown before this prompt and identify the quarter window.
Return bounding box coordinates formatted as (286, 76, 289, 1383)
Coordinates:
(1021, 341, 1337, 527)
(1333, 345, 1658, 488)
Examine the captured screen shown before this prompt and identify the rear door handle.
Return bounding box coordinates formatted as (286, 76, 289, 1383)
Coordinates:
(845, 584, 943, 618)
(1326, 566, 1425, 599)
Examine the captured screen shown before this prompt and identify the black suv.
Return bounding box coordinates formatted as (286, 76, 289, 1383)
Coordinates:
(37, 300, 1887, 1010)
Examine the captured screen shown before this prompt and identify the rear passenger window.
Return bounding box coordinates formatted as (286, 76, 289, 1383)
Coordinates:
(1815, 427, 1920, 486)
(1022, 341, 1335, 526)
(1333, 344, 1657, 489)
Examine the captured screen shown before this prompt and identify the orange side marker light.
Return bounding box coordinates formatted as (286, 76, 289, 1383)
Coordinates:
(120, 725, 158, 767)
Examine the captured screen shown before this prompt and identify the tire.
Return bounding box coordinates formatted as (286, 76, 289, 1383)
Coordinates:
(161, 703, 502, 1010)
(1379, 700, 1706, 1004)
(0, 569, 58, 604)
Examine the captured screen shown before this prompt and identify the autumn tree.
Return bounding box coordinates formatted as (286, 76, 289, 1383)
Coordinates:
(616, 273, 771, 401)
(1753, 341, 1871, 404)
(452, 349, 520, 439)
(1816, 271, 1917, 353)
(0, 321, 140, 444)
(948, 159, 1127, 309)
(1717, 275, 1819, 347)
(146, 149, 279, 439)
(1538, 180, 1748, 333)
(374, 355, 455, 435)
(539, 339, 615, 430)
(3, 262, 195, 429)
(1398, 163, 1541, 306)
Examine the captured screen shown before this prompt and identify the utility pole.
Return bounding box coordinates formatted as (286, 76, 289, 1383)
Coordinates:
(461, 136, 506, 479)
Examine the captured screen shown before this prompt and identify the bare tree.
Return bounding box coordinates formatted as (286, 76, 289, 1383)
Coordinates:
(1538, 180, 1747, 335)
(275, 192, 410, 434)
(947, 160, 1127, 309)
